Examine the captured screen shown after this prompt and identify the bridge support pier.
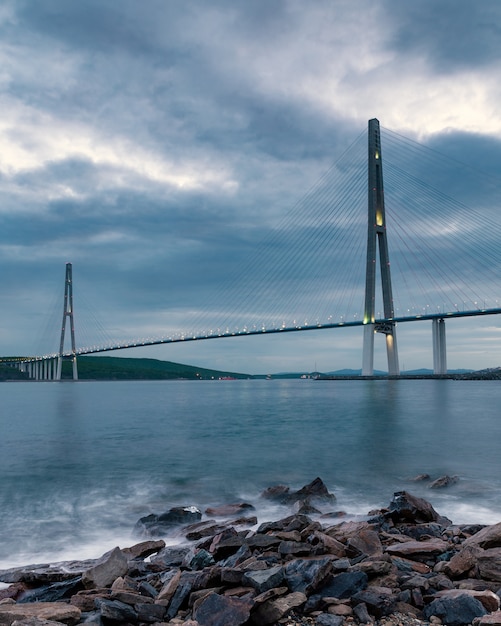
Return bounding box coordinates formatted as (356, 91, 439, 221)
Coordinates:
(432, 318, 447, 375)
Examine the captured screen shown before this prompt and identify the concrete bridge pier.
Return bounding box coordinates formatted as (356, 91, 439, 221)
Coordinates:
(432, 318, 447, 375)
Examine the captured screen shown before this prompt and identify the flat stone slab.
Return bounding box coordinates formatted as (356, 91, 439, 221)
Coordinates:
(0, 602, 81, 625)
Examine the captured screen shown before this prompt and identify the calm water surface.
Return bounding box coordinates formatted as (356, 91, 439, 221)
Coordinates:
(1, 378, 500, 569)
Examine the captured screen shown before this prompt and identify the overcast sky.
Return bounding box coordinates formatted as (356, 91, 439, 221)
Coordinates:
(1, 0, 501, 375)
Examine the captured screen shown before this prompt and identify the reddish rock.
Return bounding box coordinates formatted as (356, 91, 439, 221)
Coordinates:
(121, 539, 165, 560)
(477, 610, 501, 625)
(464, 522, 501, 549)
(0, 601, 81, 625)
(385, 538, 449, 559)
(205, 503, 255, 517)
(477, 547, 501, 582)
(252, 591, 306, 625)
(444, 545, 481, 578)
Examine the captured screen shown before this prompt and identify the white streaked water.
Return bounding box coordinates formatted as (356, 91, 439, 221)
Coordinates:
(1, 378, 501, 570)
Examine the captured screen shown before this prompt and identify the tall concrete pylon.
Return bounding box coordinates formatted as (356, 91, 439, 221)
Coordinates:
(56, 262, 78, 380)
(362, 119, 399, 376)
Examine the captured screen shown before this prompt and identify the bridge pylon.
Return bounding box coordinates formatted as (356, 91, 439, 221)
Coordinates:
(362, 119, 399, 376)
(56, 262, 78, 381)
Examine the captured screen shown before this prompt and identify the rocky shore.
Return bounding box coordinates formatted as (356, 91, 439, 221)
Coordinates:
(1, 478, 501, 626)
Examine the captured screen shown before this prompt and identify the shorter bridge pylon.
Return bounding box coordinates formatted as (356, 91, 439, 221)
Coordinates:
(56, 262, 78, 381)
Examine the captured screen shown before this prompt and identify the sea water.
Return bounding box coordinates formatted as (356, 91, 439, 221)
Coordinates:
(1, 378, 501, 570)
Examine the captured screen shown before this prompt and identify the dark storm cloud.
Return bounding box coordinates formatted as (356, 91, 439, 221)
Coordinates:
(386, 0, 501, 71)
(1, 0, 501, 371)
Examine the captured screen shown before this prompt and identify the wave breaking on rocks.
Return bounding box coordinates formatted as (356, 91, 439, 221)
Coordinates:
(1, 478, 501, 626)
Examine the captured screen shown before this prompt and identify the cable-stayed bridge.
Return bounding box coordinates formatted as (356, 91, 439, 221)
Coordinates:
(4, 119, 501, 380)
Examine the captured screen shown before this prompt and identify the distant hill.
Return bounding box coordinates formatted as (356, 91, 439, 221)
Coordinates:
(65, 356, 253, 380)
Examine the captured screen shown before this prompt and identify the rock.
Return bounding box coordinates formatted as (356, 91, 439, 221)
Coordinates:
(429, 475, 459, 489)
(260, 485, 290, 501)
(476, 610, 501, 625)
(356, 558, 393, 577)
(0, 561, 95, 585)
(352, 602, 373, 623)
(278, 540, 313, 556)
(252, 591, 306, 625)
(424, 594, 487, 625)
(134, 505, 202, 537)
(95, 597, 138, 623)
(308, 531, 346, 557)
(242, 566, 284, 593)
(122, 539, 165, 560)
(12, 617, 66, 626)
(317, 571, 368, 600)
(182, 548, 215, 570)
(444, 545, 481, 578)
(135, 602, 166, 623)
(184, 520, 229, 540)
(257, 514, 312, 534)
(81, 547, 128, 589)
(352, 587, 397, 618)
(284, 557, 333, 594)
(477, 547, 501, 582)
(401, 522, 446, 540)
(0, 602, 81, 625)
(385, 538, 449, 560)
(464, 522, 501, 549)
(17, 577, 82, 603)
(204, 503, 255, 517)
(387, 491, 441, 524)
(193, 592, 253, 626)
(433, 588, 500, 612)
(346, 528, 383, 558)
(149, 545, 191, 569)
(315, 615, 345, 626)
(285, 477, 336, 504)
(165, 571, 200, 619)
(408, 474, 431, 482)
(324, 520, 373, 544)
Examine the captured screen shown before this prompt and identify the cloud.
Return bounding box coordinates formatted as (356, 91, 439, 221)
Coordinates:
(1, 0, 501, 373)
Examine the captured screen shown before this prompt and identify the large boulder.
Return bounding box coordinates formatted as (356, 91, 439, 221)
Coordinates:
(424, 594, 487, 626)
(386, 491, 442, 524)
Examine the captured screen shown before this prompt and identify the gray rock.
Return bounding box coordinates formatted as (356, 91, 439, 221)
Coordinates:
(284, 557, 332, 594)
(17, 577, 82, 603)
(81, 547, 128, 589)
(95, 597, 138, 623)
(424, 594, 487, 626)
(193, 592, 253, 626)
(149, 545, 191, 568)
(318, 571, 368, 599)
(352, 588, 396, 618)
(315, 614, 345, 626)
(242, 565, 284, 593)
(135, 602, 166, 623)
